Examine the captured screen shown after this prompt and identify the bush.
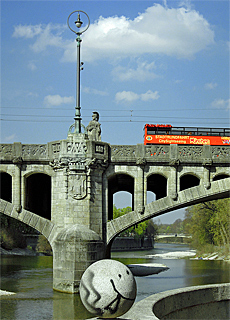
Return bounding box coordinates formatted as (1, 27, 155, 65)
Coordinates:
(0, 227, 27, 250)
(36, 235, 52, 255)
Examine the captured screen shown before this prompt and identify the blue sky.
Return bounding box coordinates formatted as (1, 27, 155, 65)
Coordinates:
(1, 0, 229, 223)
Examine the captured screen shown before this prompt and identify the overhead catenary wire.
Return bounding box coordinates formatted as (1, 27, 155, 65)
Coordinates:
(0, 114, 227, 120)
(1, 119, 229, 125)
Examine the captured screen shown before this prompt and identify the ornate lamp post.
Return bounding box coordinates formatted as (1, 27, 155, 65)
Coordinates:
(67, 10, 90, 134)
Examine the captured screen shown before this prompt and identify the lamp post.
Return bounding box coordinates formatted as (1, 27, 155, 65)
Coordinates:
(67, 10, 90, 134)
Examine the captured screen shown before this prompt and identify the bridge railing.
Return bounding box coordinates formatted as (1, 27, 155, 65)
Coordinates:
(0, 143, 229, 164)
(110, 144, 230, 164)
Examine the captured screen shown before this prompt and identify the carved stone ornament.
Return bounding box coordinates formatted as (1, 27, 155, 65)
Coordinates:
(86, 158, 108, 170)
(136, 158, 146, 166)
(49, 157, 86, 171)
(202, 159, 213, 166)
(69, 173, 87, 200)
(49, 158, 69, 170)
(169, 159, 180, 166)
(13, 156, 23, 164)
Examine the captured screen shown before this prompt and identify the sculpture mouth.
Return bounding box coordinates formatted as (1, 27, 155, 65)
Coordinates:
(102, 279, 135, 315)
(110, 279, 135, 301)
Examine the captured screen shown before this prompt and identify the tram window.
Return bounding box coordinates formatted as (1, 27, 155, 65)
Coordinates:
(147, 128, 157, 134)
(198, 128, 210, 136)
(198, 131, 208, 136)
(211, 129, 224, 136)
(185, 128, 195, 135)
(171, 129, 183, 135)
(172, 127, 184, 134)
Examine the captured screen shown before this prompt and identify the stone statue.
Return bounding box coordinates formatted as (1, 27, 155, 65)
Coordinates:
(80, 259, 136, 318)
(86, 112, 101, 141)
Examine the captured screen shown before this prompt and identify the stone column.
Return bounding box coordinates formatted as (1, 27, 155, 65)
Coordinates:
(12, 157, 22, 212)
(203, 160, 212, 189)
(202, 145, 212, 189)
(169, 144, 179, 200)
(169, 159, 179, 200)
(134, 144, 146, 214)
(134, 162, 146, 214)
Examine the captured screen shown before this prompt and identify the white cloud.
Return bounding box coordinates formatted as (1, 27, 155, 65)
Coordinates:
(44, 94, 74, 107)
(112, 61, 157, 81)
(205, 82, 217, 90)
(81, 4, 214, 61)
(211, 98, 230, 110)
(13, 4, 215, 63)
(115, 90, 159, 103)
(13, 24, 43, 38)
(27, 92, 38, 98)
(13, 23, 68, 53)
(115, 91, 139, 103)
(140, 90, 160, 101)
(4, 134, 16, 142)
(82, 86, 108, 96)
(28, 61, 37, 71)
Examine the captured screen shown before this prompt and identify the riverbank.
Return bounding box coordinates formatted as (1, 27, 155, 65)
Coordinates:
(192, 251, 230, 262)
(1, 244, 229, 261)
(0, 247, 45, 256)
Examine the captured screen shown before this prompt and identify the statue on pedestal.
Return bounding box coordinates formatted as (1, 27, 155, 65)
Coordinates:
(86, 112, 101, 141)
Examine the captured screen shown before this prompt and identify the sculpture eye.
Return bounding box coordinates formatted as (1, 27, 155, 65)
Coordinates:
(118, 274, 122, 278)
(126, 270, 130, 275)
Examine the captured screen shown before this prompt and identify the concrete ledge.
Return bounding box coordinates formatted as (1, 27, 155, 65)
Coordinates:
(118, 283, 230, 320)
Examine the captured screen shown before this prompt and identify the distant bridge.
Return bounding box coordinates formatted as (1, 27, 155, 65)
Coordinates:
(156, 234, 191, 239)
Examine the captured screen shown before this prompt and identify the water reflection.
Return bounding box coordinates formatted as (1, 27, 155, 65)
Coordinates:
(1, 244, 229, 319)
(1, 256, 93, 320)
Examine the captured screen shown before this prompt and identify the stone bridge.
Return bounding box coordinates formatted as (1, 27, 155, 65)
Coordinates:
(0, 137, 229, 292)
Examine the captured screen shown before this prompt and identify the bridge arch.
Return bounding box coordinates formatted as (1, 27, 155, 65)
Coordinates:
(24, 172, 51, 220)
(0, 171, 12, 203)
(108, 173, 134, 220)
(107, 178, 230, 248)
(0, 199, 57, 247)
(179, 173, 200, 191)
(147, 173, 167, 199)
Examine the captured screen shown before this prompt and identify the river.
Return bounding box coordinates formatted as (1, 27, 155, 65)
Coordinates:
(1, 243, 229, 320)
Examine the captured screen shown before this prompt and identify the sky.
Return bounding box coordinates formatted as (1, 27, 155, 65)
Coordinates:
(1, 0, 229, 223)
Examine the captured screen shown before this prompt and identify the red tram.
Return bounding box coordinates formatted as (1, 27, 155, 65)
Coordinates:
(144, 124, 230, 145)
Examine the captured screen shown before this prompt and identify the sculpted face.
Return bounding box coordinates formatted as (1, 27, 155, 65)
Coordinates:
(80, 259, 137, 318)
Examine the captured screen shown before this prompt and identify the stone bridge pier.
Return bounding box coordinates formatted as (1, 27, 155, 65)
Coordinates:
(48, 133, 110, 292)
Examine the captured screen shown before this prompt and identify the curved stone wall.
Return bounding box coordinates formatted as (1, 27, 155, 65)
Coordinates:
(119, 283, 230, 320)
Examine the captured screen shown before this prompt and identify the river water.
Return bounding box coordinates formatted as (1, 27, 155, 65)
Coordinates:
(1, 243, 229, 320)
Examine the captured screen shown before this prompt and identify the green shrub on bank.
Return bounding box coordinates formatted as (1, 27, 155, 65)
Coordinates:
(0, 227, 27, 250)
(36, 235, 52, 255)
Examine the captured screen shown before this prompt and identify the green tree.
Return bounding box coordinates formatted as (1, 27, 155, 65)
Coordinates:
(0, 213, 37, 250)
(112, 205, 158, 239)
(36, 235, 52, 255)
(183, 198, 230, 249)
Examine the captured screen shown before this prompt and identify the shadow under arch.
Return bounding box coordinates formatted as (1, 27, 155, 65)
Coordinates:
(147, 173, 167, 199)
(180, 173, 200, 191)
(108, 173, 134, 221)
(0, 172, 12, 203)
(25, 173, 51, 220)
(213, 174, 229, 181)
(0, 198, 57, 250)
